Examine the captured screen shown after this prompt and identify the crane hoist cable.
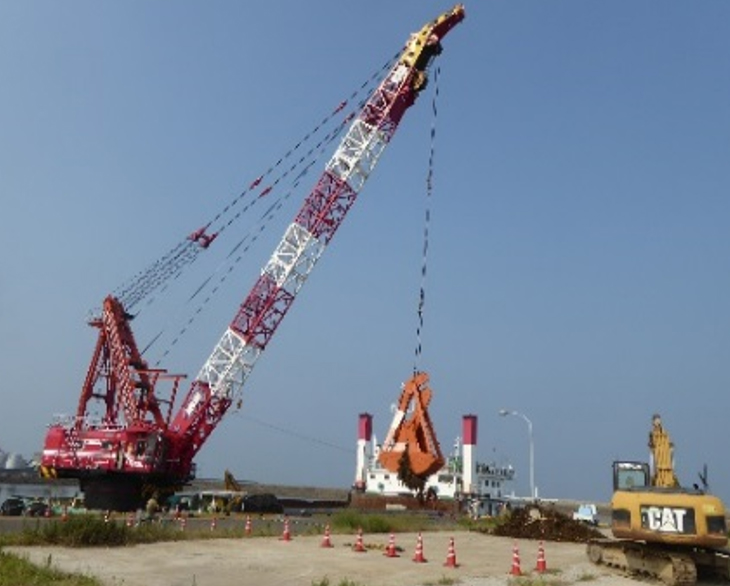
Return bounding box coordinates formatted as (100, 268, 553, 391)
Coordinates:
(142, 56, 402, 362)
(413, 66, 440, 374)
(235, 413, 355, 455)
(248, 69, 445, 465)
(150, 114, 355, 364)
(112, 52, 400, 315)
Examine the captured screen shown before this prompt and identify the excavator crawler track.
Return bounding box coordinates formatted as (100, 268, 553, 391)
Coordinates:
(588, 538, 730, 586)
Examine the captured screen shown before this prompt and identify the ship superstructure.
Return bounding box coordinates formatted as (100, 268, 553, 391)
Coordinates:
(355, 413, 514, 516)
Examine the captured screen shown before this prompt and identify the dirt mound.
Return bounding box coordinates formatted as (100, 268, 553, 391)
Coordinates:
(493, 504, 604, 543)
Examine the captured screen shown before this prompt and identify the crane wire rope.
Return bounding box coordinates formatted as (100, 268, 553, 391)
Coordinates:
(413, 66, 440, 374)
(143, 57, 401, 362)
(234, 412, 355, 455)
(149, 112, 360, 364)
(113, 52, 400, 315)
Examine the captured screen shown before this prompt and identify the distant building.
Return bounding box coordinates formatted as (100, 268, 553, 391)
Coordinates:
(5, 453, 28, 469)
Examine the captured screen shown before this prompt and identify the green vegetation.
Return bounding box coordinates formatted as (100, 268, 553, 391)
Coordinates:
(0, 516, 182, 547)
(329, 510, 458, 534)
(0, 514, 267, 548)
(0, 509, 479, 549)
(0, 549, 102, 586)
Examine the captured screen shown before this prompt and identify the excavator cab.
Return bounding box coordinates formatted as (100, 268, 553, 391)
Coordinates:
(613, 460, 650, 491)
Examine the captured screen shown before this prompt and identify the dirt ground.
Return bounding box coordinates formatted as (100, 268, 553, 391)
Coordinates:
(8, 531, 652, 586)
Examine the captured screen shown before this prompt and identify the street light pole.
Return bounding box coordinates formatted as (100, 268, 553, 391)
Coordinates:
(499, 409, 535, 500)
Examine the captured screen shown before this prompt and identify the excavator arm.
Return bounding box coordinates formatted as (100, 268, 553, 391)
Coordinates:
(649, 413, 680, 488)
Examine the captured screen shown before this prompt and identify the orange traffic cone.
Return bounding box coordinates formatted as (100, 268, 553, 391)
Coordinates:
(321, 524, 334, 548)
(412, 532, 427, 563)
(210, 517, 217, 531)
(352, 527, 366, 552)
(444, 536, 458, 568)
(536, 540, 547, 572)
(510, 541, 522, 576)
(244, 515, 252, 536)
(280, 517, 292, 541)
(384, 532, 399, 558)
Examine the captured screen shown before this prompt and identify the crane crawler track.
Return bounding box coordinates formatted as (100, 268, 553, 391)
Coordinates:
(588, 538, 730, 586)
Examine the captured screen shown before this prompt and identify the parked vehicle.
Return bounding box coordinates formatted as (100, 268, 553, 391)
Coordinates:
(1, 497, 25, 516)
(572, 503, 599, 525)
(25, 500, 50, 517)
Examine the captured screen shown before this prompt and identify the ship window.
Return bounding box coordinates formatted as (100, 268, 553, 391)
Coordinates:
(384, 474, 390, 480)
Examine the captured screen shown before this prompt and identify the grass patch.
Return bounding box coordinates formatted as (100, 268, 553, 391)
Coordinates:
(0, 516, 183, 547)
(0, 548, 102, 586)
(0, 510, 465, 549)
(328, 510, 447, 534)
(0, 515, 259, 547)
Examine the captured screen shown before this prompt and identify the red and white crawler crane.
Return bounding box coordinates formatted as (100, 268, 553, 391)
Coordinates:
(40, 6, 465, 511)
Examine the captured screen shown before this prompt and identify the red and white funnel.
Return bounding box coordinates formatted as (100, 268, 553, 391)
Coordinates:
(354, 413, 372, 490)
(462, 414, 477, 495)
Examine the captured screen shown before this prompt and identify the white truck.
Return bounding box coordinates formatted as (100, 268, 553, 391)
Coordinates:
(572, 503, 599, 525)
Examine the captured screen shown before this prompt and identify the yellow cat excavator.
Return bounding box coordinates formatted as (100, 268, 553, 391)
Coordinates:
(588, 414, 729, 585)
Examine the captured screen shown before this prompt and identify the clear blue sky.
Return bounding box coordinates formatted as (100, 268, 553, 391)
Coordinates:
(1, 1, 729, 503)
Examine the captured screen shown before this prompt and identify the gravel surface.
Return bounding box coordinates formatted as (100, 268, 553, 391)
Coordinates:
(8, 531, 650, 586)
